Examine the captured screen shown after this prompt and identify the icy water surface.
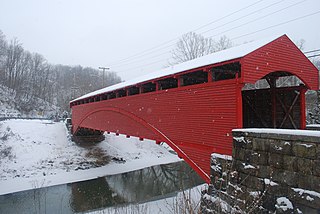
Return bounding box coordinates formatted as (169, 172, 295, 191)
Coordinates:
(0, 161, 203, 213)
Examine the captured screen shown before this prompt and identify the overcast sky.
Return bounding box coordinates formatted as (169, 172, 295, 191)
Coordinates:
(0, 0, 319, 81)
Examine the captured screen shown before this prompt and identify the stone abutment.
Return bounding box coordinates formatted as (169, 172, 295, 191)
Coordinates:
(200, 129, 320, 213)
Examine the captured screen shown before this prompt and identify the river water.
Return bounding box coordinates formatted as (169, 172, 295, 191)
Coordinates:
(0, 161, 204, 213)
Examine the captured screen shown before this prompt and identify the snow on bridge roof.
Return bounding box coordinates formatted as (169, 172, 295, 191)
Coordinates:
(71, 34, 284, 102)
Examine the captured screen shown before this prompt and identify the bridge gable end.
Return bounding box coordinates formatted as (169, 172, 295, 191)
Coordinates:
(241, 34, 319, 90)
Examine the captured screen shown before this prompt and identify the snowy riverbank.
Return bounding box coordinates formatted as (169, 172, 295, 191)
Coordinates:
(0, 119, 181, 195)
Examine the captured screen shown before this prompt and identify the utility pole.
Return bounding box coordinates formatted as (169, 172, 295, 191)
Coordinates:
(98, 67, 110, 88)
(71, 72, 80, 100)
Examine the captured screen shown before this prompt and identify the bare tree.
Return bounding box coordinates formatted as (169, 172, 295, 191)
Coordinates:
(0, 30, 7, 58)
(169, 32, 232, 65)
(295, 38, 305, 51)
(214, 35, 232, 52)
(313, 57, 320, 70)
(0, 30, 122, 114)
(4, 38, 25, 90)
(0, 30, 8, 83)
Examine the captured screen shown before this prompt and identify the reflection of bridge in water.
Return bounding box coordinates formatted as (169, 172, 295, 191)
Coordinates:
(70, 35, 319, 183)
(0, 161, 203, 213)
(70, 161, 203, 212)
(104, 162, 203, 203)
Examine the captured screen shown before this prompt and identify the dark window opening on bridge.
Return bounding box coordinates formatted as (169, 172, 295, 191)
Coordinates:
(211, 62, 241, 82)
(128, 86, 139, 96)
(142, 82, 156, 93)
(181, 70, 208, 86)
(101, 94, 108, 100)
(158, 77, 178, 90)
(118, 89, 127, 98)
(108, 92, 116, 99)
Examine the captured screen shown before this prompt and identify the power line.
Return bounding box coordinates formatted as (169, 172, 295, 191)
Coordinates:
(307, 54, 320, 58)
(116, 58, 167, 74)
(192, 0, 266, 32)
(206, 0, 306, 38)
(304, 49, 320, 54)
(111, 0, 289, 68)
(111, 51, 169, 68)
(111, 0, 299, 69)
(231, 10, 320, 40)
(112, 0, 308, 70)
(200, 0, 287, 35)
(108, 0, 266, 66)
(115, 10, 320, 75)
(110, 43, 173, 67)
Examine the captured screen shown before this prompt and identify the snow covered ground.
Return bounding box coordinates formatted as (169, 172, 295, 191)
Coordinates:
(0, 119, 180, 195)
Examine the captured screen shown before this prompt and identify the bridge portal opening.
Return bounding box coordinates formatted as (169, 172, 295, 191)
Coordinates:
(242, 72, 306, 129)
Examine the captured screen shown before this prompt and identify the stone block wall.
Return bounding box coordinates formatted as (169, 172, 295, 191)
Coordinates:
(201, 129, 320, 213)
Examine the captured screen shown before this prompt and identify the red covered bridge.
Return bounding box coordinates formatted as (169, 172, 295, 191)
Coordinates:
(70, 35, 319, 183)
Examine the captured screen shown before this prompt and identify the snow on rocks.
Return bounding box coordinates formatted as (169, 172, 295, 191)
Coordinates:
(263, 178, 278, 186)
(275, 197, 294, 212)
(298, 143, 314, 148)
(292, 188, 320, 199)
(233, 136, 251, 144)
(243, 163, 256, 169)
(0, 119, 180, 195)
(211, 153, 232, 161)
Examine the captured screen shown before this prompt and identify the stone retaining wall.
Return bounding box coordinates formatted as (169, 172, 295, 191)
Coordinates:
(201, 129, 320, 213)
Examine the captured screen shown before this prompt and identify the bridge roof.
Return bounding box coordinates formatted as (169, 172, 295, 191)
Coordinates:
(72, 34, 284, 102)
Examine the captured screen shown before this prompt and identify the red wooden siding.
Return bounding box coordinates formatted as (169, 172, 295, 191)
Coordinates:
(71, 35, 319, 183)
(242, 35, 319, 90)
(72, 79, 239, 182)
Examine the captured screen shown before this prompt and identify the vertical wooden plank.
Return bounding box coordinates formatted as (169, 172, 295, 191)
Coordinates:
(236, 74, 243, 128)
(300, 87, 307, 129)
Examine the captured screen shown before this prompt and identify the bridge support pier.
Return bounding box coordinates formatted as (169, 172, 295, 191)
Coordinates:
(72, 127, 105, 144)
